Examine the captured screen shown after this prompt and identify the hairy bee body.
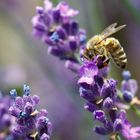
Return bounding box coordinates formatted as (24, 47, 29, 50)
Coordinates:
(83, 23, 127, 68)
(105, 37, 127, 68)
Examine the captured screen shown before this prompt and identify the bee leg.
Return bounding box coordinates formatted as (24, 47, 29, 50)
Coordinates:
(103, 58, 110, 67)
(97, 55, 110, 68)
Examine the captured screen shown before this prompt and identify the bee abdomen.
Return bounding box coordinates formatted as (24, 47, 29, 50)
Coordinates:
(111, 46, 127, 68)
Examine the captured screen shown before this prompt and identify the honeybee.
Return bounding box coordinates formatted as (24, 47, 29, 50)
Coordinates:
(83, 23, 127, 68)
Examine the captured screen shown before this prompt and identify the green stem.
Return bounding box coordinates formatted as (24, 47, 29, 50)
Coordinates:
(74, 53, 82, 64)
(116, 134, 122, 140)
(131, 105, 140, 117)
(123, 0, 140, 24)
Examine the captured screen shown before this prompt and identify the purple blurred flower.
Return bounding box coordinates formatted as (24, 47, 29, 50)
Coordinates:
(118, 110, 140, 139)
(56, 1, 79, 19)
(121, 70, 138, 103)
(9, 84, 52, 139)
(0, 94, 17, 139)
(32, 0, 86, 62)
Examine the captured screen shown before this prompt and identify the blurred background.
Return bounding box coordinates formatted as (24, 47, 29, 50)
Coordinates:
(0, 0, 140, 140)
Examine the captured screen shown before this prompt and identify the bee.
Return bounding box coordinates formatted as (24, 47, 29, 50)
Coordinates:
(83, 23, 127, 68)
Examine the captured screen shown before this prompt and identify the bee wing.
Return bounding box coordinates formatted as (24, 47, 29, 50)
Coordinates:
(100, 23, 117, 36)
(100, 23, 126, 40)
(88, 23, 126, 46)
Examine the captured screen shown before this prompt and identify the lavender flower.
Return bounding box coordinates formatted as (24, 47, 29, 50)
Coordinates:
(78, 57, 140, 139)
(9, 84, 52, 139)
(0, 94, 16, 140)
(32, 0, 86, 62)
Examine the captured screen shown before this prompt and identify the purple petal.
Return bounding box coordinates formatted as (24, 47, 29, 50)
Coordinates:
(122, 79, 138, 95)
(122, 125, 140, 139)
(44, 0, 53, 11)
(9, 106, 21, 117)
(53, 9, 61, 23)
(79, 63, 98, 77)
(84, 102, 98, 112)
(32, 95, 40, 105)
(65, 60, 80, 73)
(103, 97, 113, 109)
(78, 76, 94, 89)
(79, 87, 97, 101)
(24, 102, 33, 115)
(41, 133, 50, 140)
(36, 6, 44, 14)
(93, 110, 106, 122)
(114, 119, 122, 131)
(94, 126, 109, 135)
(15, 97, 24, 110)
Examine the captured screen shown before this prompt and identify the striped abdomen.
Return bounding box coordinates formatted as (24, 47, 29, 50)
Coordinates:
(106, 38, 127, 68)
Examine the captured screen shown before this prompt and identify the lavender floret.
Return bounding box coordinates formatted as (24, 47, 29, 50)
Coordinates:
(32, 0, 86, 63)
(9, 84, 52, 139)
(121, 70, 138, 103)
